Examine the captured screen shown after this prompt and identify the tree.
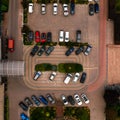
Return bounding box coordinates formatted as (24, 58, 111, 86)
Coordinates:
(21, 0, 29, 9)
(104, 89, 119, 106)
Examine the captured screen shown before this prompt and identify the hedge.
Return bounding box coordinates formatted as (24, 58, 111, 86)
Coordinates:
(36, 42, 57, 46)
(59, 42, 88, 47)
(58, 63, 83, 73)
(35, 63, 57, 71)
(35, 63, 83, 73)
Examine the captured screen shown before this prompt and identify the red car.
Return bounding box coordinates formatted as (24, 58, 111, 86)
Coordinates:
(41, 33, 46, 43)
(35, 31, 40, 43)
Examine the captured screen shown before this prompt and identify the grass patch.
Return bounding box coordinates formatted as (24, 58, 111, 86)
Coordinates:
(4, 96, 9, 120)
(115, 0, 120, 13)
(58, 63, 83, 73)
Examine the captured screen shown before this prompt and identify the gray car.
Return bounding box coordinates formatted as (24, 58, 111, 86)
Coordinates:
(46, 93, 55, 104)
(45, 46, 54, 56)
(28, 31, 34, 42)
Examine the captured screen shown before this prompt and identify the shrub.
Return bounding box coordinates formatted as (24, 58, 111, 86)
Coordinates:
(58, 63, 83, 73)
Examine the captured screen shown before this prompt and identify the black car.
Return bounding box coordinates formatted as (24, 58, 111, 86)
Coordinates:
(31, 95, 41, 106)
(67, 95, 75, 105)
(75, 46, 84, 55)
(30, 45, 39, 56)
(28, 31, 34, 42)
(76, 30, 81, 43)
(94, 3, 99, 13)
(65, 47, 74, 56)
(80, 72, 87, 83)
(45, 46, 54, 56)
(19, 101, 28, 111)
(37, 45, 46, 56)
(47, 32, 52, 42)
(46, 93, 55, 104)
(89, 4, 94, 16)
(24, 97, 33, 107)
(70, 0, 75, 15)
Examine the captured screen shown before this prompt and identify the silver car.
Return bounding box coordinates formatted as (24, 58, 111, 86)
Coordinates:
(41, 4, 46, 15)
(49, 72, 57, 81)
(81, 93, 90, 104)
(61, 95, 68, 105)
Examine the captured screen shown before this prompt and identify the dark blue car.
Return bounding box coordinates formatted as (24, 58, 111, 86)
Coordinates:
(65, 47, 74, 56)
(94, 3, 99, 13)
(39, 95, 48, 105)
(31, 95, 41, 106)
(70, 0, 75, 15)
(20, 113, 29, 120)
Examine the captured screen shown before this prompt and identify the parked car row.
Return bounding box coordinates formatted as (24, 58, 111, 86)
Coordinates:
(59, 30, 81, 43)
(27, 31, 52, 43)
(19, 94, 56, 111)
(30, 45, 54, 56)
(19, 93, 89, 112)
(29, 0, 75, 16)
(64, 72, 87, 84)
(33, 71, 57, 81)
(65, 44, 92, 56)
(61, 93, 90, 105)
(89, 2, 99, 16)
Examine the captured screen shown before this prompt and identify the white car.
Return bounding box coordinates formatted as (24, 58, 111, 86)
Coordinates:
(73, 73, 80, 82)
(64, 73, 72, 84)
(33, 71, 42, 80)
(63, 4, 69, 16)
(28, 3, 33, 13)
(41, 4, 46, 15)
(61, 95, 68, 105)
(81, 93, 90, 104)
(65, 32, 69, 42)
(59, 30, 64, 42)
(53, 3, 58, 15)
(49, 72, 57, 81)
(74, 94, 82, 105)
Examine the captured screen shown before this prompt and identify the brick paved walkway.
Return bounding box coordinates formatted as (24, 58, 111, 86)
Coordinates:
(87, 0, 107, 92)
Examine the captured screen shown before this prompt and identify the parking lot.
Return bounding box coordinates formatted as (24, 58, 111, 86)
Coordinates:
(23, 3, 100, 90)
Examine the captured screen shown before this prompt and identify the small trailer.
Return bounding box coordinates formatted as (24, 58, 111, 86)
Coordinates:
(8, 39, 14, 52)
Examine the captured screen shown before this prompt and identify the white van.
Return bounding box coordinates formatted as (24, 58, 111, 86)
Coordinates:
(65, 32, 69, 42)
(64, 73, 72, 84)
(28, 3, 33, 13)
(59, 30, 64, 42)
